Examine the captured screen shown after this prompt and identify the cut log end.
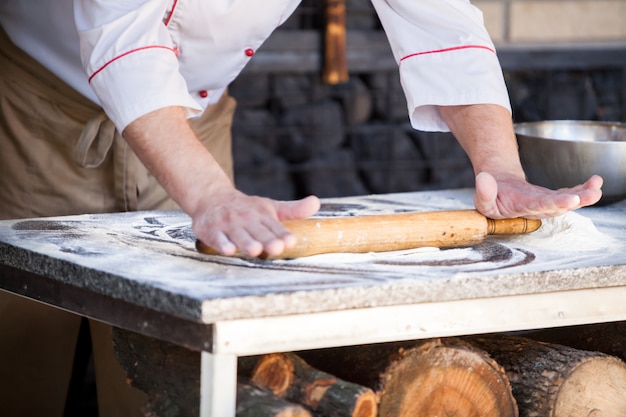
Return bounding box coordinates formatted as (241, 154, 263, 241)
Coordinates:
(252, 352, 378, 417)
(300, 339, 517, 417)
(352, 390, 378, 417)
(554, 356, 626, 417)
(251, 353, 295, 397)
(467, 334, 626, 417)
(377, 341, 518, 417)
(386, 367, 511, 417)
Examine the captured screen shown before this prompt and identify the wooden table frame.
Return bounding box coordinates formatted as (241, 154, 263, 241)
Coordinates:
(4, 263, 626, 416)
(2, 191, 626, 416)
(200, 284, 626, 416)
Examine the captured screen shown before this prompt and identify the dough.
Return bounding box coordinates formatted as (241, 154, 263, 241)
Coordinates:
(490, 211, 618, 252)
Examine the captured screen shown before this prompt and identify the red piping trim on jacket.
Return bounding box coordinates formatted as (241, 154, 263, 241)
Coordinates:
(164, 0, 179, 26)
(88, 46, 176, 83)
(400, 45, 495, 62)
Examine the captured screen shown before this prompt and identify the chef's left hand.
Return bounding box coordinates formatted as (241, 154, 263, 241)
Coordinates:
(473, 171, 603, 219)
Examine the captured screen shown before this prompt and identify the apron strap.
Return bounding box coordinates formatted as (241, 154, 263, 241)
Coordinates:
(113, 133, 139, 212)
(73, 113, 116, 168)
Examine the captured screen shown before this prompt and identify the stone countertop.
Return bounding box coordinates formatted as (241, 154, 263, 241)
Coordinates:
(1, 189, 625, 328)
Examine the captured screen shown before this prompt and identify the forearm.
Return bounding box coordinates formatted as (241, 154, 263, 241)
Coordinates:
(439, 103, 602, 218)
(438, 104, 526, 180)
(121, 105, 321, 257)
(122, 106, 233, 217)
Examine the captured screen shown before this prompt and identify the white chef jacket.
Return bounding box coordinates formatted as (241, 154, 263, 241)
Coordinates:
(0, 0, 511, 134)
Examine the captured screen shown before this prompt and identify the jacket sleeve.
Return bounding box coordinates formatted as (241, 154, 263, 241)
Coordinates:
(371, 0, 511, 132)
(73, 0, 202, 133)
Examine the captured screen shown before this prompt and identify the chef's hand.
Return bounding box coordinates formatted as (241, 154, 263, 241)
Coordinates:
(437, 103, 603, 220)
(191, 190, 320, 257)
(123, 105, 321, 258)
(473, 171, 603, 219)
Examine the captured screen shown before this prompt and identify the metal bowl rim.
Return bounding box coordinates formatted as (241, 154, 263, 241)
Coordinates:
(514, 120, 626, 144)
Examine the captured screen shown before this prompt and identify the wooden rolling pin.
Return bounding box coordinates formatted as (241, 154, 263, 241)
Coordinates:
(195, 209, 541, 260)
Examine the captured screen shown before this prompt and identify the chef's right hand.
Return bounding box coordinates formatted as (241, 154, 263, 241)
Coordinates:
(473, 171, 603, 219)
(191, 189, 320, 258)
(122, 106, 321, 258)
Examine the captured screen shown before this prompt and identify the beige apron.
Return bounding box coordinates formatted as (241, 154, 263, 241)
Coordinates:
(0, 29, 234, 219)
(0, 26, 235, 417)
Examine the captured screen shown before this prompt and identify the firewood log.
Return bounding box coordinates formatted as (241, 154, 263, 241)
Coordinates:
(521, 321, 626, 361)
(112, 328, 310, 417)
(113, 327, 201, 416)
(298, 338, 518, 417)
(237, 380, 312, 417)
(250, 352, 377, 417)
(466, 334, 626, 417)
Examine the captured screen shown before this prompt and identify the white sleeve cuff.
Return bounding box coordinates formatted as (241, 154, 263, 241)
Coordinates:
(399, 47, 512, 132)
(88, 47, 202, 133)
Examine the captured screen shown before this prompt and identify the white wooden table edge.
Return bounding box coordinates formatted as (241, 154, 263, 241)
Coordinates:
(199, 285, 626, 417)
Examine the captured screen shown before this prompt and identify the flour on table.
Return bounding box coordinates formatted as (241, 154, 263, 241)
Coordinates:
(491, 211, 618, 252)
(283, 246, 441, 264)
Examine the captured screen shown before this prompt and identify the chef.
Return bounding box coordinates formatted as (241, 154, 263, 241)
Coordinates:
(0, 0, 603, 416)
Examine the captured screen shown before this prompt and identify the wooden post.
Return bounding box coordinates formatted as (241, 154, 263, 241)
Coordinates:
(466, 334, 626, 417)
(323, 0, 349, 84)
(250, 352, 377, 417)
(299, 338, 518, 417)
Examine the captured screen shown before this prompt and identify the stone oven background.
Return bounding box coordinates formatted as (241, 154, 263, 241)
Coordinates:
(229, 0, 626, 200)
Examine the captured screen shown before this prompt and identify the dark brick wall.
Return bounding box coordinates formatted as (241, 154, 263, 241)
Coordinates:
(229, 2, 625, 200)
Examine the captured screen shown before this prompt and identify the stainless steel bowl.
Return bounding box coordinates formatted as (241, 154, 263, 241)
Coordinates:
(515, 120, 626, 204)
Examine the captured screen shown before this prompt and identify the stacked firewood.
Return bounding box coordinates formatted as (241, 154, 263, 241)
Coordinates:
(113, 323, 626, 417)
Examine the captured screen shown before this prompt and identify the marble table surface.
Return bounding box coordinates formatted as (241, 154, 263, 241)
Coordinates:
(2, 189, 626, 352)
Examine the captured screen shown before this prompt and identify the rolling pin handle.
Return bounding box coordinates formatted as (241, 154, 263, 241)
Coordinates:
(487, 217, 542, 235)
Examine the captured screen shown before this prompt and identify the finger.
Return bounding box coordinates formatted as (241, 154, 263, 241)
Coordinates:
(223, 227, 264, 257)
(260, 238, 287, 258)
(231, 219, 296, 258)
(206, 231, 238, 256)
(261, 218, 297, 251)
(577, 175, 603, 206)
(474, 172, 502, 218)
(248, 220, 292, 257)
(276, 195, 321, 221)
(521, 192, 585, 219)
(562, 175, 602, 194)
(586, 174, 604, 190)
(577, 188, 602, 207)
